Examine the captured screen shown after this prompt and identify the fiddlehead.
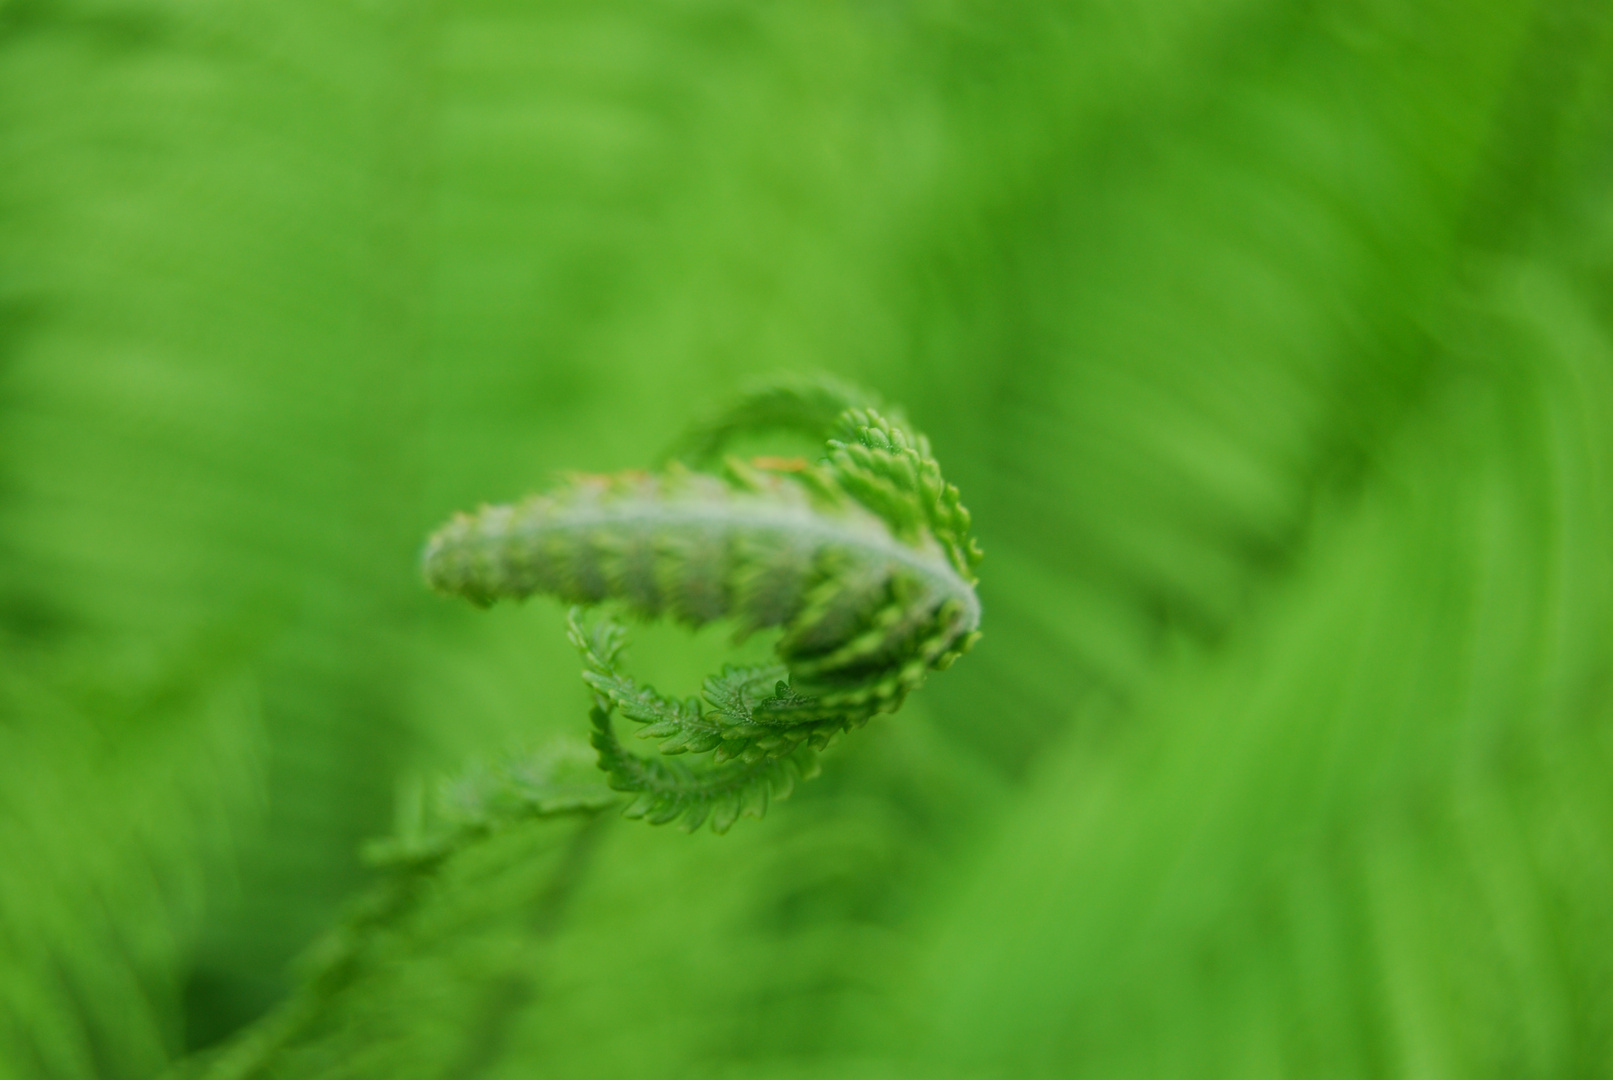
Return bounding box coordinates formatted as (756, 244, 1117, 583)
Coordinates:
(422, 377, 982, 832)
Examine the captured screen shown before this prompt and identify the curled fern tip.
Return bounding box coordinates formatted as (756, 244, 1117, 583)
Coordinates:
(423, 377, 982, 832)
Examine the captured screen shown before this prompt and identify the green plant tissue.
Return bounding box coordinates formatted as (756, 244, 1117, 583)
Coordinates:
(2, 0, 1612, 1077)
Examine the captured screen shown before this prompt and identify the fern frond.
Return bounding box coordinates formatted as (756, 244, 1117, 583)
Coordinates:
(423, 378, 980, 829)
(362, 740, 618, 871)
(567, 606, 840, 764)
(566, 607, 730, 756)
(660, 374, 873, 468)
(830, 407, 984, 582)
(570, 608, 820, 833)
(591, 702, 820, 834)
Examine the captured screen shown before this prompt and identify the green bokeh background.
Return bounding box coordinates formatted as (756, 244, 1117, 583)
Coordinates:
(4, 0, 1613, 1076)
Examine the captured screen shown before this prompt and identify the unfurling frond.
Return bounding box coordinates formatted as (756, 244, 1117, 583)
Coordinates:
(567, 608, 819, 833)
(423, 377, 981, 832)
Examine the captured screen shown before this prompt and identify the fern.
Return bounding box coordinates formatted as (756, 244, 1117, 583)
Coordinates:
(422, 378, 982, 831)
(570, 609, 821, 833)
(177, 380, 981, 1076)
(10, 0, 1612, 1077)
(177, 739, 615, 1080)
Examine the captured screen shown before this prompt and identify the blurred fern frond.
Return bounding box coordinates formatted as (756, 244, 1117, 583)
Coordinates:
(3, 0, 1613, 1077)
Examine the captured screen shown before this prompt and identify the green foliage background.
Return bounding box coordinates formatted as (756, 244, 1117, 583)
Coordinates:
(4, 0, 1613, 1076)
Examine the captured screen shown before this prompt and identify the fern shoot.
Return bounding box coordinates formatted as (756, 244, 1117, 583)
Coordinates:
(422, 377, 982, 832)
